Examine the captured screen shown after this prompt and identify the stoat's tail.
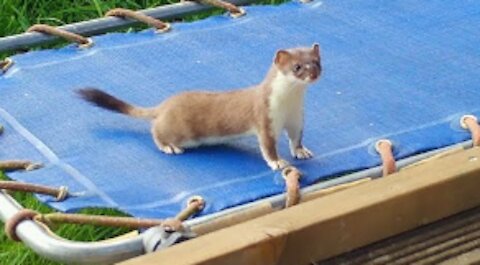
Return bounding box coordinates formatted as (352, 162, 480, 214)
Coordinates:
(77, 88, 156, 119)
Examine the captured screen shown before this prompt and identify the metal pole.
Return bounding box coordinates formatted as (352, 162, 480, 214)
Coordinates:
(0, 0, 256, 53)
(0, 190, 145, 264)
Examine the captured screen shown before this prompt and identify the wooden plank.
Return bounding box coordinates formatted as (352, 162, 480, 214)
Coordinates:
(323, 206, 480, 264)
(193, 177, 372, 236)
(121, 147, 480, 265)
(439, 248, 480, 265)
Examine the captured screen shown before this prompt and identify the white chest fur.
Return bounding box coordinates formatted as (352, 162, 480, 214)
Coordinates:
(268, 72, 307, 138)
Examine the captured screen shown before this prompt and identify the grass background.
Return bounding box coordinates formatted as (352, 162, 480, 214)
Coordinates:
(0, 0, 176, 37)
(0, 171, 132, 265)
(0, 1, 213, 264)
(0, 0, 284, 263)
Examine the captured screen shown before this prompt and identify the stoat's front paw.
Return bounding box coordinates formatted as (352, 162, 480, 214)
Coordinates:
(267, 159, 289, 170)
(292, 147, 313, 160)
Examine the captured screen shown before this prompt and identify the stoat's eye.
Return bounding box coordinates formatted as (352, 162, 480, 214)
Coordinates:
(293, 64, 302, 72)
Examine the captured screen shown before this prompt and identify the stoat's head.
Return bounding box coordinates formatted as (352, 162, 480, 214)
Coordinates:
(274, 44, 322, 84)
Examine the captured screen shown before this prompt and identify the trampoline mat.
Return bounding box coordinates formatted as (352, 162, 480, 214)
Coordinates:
(0, 0, 479, 218)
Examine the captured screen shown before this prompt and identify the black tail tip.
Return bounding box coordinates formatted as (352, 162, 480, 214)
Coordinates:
(75, 87, 129, 114)
(76, 88, 104, 101)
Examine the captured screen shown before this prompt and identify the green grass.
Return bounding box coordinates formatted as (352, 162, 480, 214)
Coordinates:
(0, 0, 181, 58)
(0, 0, 286, 263)
(0, 172, 132, 264)
(0, 0, 178, 37)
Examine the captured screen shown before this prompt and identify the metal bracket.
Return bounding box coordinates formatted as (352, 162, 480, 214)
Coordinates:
(143, 225, 196, 253)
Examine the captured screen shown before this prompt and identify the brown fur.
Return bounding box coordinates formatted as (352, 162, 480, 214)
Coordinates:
(77, 44, 321, 170)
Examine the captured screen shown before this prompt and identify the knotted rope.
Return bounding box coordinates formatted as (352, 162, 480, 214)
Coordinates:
(375, 139, 397, 176)
(5, 209, 39, 241)
(461, 115, 480, 147)
(0, 126, 43, 173)
(105, 8, 171, 33)
(187, 0, 246, 18)
(282, 166, 301, 207)
(0, 58, 13, 73)
(27, 24, 93, 48)
(0, 181, 68, 201)
(0, 160, 42, 172)
(4, 196, 205, 241)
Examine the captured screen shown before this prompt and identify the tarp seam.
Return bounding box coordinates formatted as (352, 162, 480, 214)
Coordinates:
(0, 107, 118, 207)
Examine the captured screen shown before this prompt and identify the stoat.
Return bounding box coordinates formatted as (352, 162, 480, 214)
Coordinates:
(77, 44, 322, 170)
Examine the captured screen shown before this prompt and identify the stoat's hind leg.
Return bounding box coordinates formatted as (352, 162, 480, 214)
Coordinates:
(152, 128, 185, 155)
(170, 145, 184, 154)
(153, 138, 184, 155)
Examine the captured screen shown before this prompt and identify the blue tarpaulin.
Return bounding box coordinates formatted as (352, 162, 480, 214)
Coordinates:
(1, 0, 479, 219)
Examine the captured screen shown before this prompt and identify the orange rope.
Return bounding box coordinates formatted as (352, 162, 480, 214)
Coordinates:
(5, 209, 38, 241)
(461, 115, 480, 147)
(37, 196, 204, 230)
(105, 8, 171, 32)
(27, 24, 93, 48)
(0, 181, 68, 201)
(176, 196, 205, 221)
(0, 160, 42, 172)
(375, 139, 397, 176)
(36, 212, 164, 229)
(0, 58, 13, 73)
(188, 0, 246, 18)
(4, 195, 205, 242)
(5, 196, 204, 242)
(282, 166, 301, 207)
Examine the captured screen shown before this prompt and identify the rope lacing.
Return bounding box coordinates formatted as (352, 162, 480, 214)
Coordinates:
(27, 24, 93, 48)
(282, 166, 301, 207)
(4, 195, 204, 241)
(375, 139, 396, 176)
(187, 0, 246, 18)
(461, 115, 480, 147)
(0, 181, 68, 201)
(0, 58, 13, 73)
(105, 8, 171, 33)
(0, 160, 42, 172)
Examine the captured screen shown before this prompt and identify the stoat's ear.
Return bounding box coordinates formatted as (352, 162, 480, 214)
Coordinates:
(274, 50, 292, 66)
(312, 43, 320, 55)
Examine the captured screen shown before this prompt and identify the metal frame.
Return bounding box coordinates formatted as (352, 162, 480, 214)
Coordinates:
(124, 145, 480, 265)
(0, 192, 144, 264)
(0, 1, 477, 263)
(0, 140, 473, 264)
(0, 0, 255, 53)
